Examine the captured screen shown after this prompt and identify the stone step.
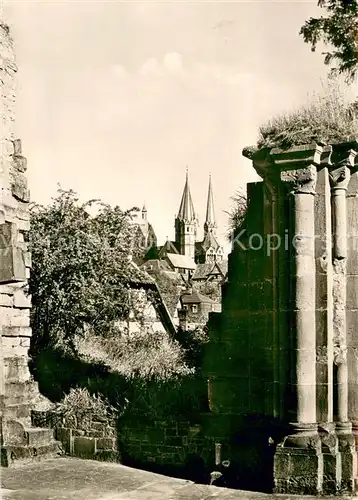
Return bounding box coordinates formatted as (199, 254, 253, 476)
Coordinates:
(3, 355, 31, 382)
(2, 402, 32, 420)
(4, 380, 38, 405)
(24, 427, 55, 447)
(1, 441, 64, 467)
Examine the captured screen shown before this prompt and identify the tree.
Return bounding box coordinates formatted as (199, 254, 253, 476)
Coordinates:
(225, 189, 247, 241)
(29, 188, 144, 349)
(300, 0, 358, 81)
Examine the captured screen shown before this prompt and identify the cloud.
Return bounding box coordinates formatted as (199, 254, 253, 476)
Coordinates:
(131, 52, 253, 87)
(163, 52, 183, 73)
(139, 57, 162, 76)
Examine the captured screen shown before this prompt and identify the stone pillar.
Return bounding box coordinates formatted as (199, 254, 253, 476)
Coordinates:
(347, 160, 358, 455)
(271, 147, 323, 495)
(330, 145, 358, 492)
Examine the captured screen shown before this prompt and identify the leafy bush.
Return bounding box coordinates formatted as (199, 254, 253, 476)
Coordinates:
(55, 387, 117, 428)
(257, 82, 358, 149)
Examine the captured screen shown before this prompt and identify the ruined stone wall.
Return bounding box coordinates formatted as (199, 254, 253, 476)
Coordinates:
(204, 143, 358, 494)
(0, 20, 33, 404)
(0, 25, 61, 465)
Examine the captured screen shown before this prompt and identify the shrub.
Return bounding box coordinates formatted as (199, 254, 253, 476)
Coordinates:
(75, 326, 193, 382)
(257, 82, 358, 149)
(55, 387, 116, 428)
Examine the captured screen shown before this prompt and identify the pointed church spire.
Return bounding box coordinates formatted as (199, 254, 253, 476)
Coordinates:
(177, 168, 196, 222)
(204, 174, 217, 235)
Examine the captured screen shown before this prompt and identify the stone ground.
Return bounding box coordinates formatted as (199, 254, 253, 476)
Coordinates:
(0, 458, 355, 500)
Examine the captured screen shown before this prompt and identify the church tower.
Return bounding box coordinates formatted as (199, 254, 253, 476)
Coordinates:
(204, 174, 217, 236)
(175, 170, 197, 259)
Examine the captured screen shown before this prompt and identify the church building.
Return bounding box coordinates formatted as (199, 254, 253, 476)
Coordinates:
(158, 171, 224, 269)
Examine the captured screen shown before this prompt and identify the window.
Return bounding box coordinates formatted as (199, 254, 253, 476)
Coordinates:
(192, 304, 198, 313)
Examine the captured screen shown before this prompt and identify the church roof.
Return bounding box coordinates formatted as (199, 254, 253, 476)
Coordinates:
(196, 231, 221, 254)
(166, 253, 196, 270)
(205, 175, 216, 227)
(177, 171, 196, 222)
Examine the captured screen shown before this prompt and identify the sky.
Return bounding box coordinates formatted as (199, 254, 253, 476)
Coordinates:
(1, 0, 337, 250)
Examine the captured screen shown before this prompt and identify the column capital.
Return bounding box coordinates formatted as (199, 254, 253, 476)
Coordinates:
(328, 145, 357, 191)
(280, 165, 317, 195)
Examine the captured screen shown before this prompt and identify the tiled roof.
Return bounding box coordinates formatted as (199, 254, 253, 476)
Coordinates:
(181, 289, 215, 304)
(215, 260, 228, 276)
(166, 253, 196, 270)
(127, 260, 155, 286)
(192, 262, 213, 280)
(141, 259, 171, 273)
(158, 240, 179, 258)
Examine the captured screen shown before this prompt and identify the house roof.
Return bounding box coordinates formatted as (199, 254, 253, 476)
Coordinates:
(192, 262, 213, 280)
(158, 239, 179, 258)
(192, 259, 228, 281)
(127, 260, 177, 336)
(215, 260, 228, 277)
(166, 253, 196, 270)
(180, 289, 215, 305)
(127, 260, 155, 286)
(141, 259, 171, 273)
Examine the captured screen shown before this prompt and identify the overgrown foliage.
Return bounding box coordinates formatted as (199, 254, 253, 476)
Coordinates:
(194, 281, 221, 302)
(75, 326, 193, 381)
(225, 189, 247, 240)
(29, 188, 144, 349)
(257, 82, 358, 149)
(55, 387, 116, 428)
(300, 0, 358, 81)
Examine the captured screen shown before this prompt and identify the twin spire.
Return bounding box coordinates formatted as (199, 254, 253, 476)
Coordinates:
(177, 169, 216, 231)
(177, 169, 197, 223)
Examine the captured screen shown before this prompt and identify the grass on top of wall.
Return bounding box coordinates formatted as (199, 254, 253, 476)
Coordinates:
(257, 82, 358, 149)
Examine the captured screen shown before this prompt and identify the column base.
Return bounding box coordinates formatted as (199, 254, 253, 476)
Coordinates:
(274, 423, 323, 495)
(336, 422, 357, 494)
(320, 424, 341, 495)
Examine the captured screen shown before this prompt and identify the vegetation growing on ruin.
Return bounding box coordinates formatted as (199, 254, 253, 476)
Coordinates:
(257, 83, 358, 149)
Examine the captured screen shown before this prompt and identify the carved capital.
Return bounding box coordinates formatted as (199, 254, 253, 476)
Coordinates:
(333, 345, 347, 365)
(329, 165, 351, 191)
(280, 165, 317, 195)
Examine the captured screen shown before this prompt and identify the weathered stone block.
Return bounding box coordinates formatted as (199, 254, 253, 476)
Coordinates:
(73, 436, 96, 458)
(347, 276, 358, 310)
(2, 326, 31, 338)
(96, 437, 115, 450)
(13, 288, 31, 308)
(0, 293, 12, 307)
(56, 427, 72, 454)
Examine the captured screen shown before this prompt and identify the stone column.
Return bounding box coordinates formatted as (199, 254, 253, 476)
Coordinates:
(329, 145, 357, 492)
(271, 145, 323, 495)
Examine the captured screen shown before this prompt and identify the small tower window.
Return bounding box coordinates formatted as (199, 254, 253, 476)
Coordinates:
(192, 304, 198, 313)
